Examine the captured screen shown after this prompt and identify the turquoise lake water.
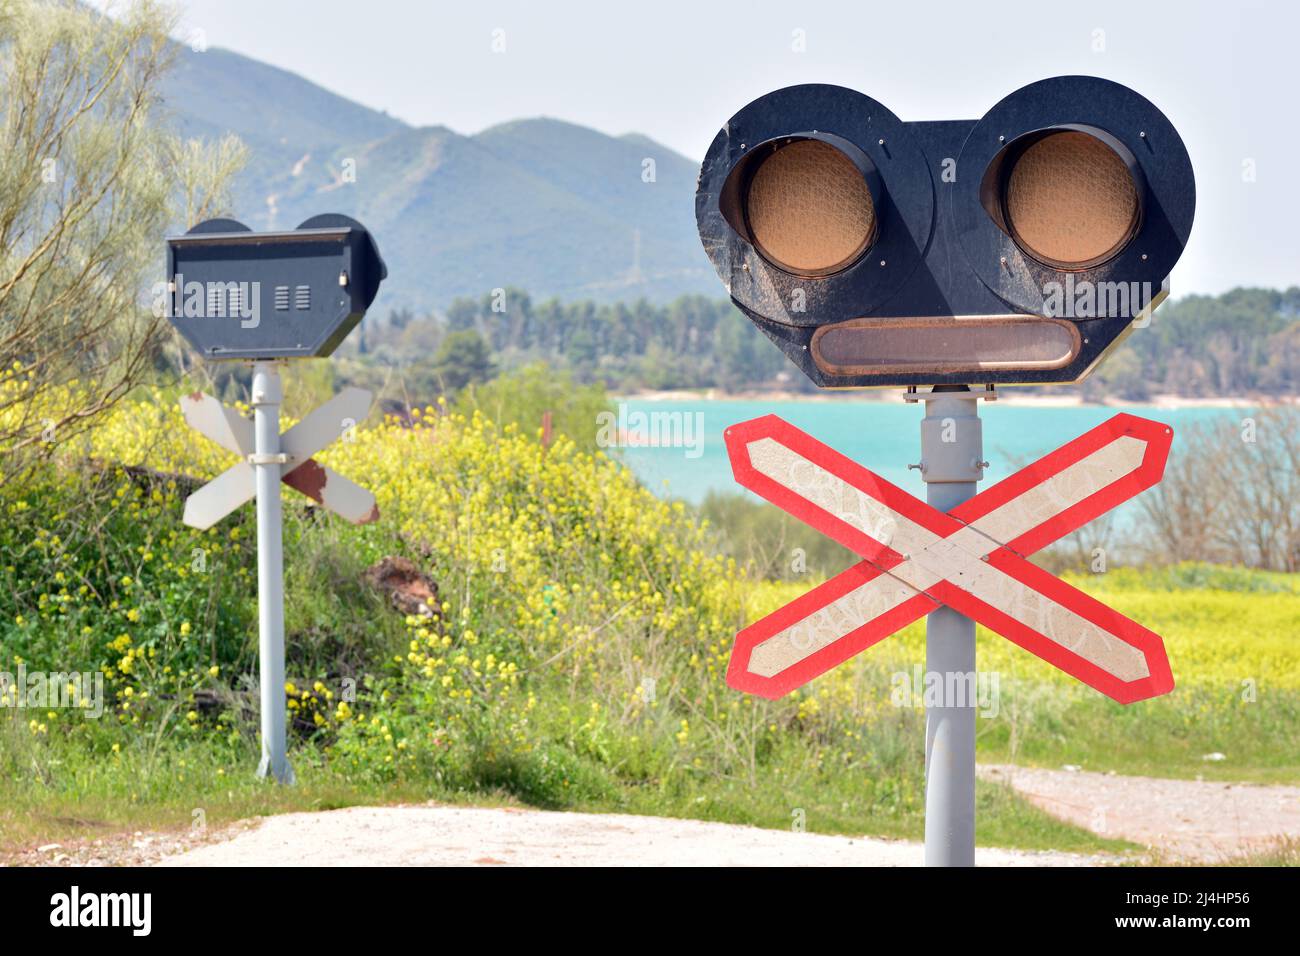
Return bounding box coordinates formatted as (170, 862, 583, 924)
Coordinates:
(614, 398, 1247, 510)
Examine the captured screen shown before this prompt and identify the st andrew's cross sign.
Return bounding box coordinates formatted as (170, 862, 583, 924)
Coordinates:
(724, 412, 1175, 704)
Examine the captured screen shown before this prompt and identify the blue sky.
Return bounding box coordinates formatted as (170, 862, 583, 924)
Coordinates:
(96, 0, 1296, 296)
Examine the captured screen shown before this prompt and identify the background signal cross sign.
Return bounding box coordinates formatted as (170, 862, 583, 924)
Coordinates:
(724, 413, 1175, 704)
(180, 387, 378, 529)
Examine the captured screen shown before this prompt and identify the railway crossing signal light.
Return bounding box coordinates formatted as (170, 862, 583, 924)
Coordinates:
(163, 212, 386, 785)
(165, 213, 387, 360)
(695, 76, 1195, 388)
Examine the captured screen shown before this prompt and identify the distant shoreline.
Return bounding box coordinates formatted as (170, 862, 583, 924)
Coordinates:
(618, 388, 1282, 410)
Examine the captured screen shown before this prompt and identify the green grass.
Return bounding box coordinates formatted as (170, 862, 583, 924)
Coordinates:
(972, 682, 1298, 784)
(0, 728, 527, 850)
(0, 720, 1128, 857)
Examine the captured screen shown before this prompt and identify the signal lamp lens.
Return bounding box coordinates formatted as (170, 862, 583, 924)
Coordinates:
(810, 316, 1081, 377)
(743, 139, 876, 276)
(1001, 130, 1139, 270)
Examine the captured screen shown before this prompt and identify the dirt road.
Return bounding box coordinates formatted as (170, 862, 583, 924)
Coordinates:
(981, 764, 1300, 863)
(18, 765, 1296, 867)
(155, 804, 1104, 867)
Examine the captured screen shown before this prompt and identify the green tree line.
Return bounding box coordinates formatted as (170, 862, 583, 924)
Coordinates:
(1086, 287, 1300, 400)
(351, 289, 789, 393)
(346, 286, 1300, 401)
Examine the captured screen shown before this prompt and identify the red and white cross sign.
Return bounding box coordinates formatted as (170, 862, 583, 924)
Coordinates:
(724, 413, 1175, 704)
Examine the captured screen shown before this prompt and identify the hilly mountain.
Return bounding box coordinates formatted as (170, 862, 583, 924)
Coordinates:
(162, 45, 715, 312)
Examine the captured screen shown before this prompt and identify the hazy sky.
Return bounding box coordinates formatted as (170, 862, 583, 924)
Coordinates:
(96, 0, 1296, 296)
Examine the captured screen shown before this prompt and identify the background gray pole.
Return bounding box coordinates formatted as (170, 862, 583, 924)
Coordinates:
(251, 361, 294, 784)
(917, 385, 984, 865)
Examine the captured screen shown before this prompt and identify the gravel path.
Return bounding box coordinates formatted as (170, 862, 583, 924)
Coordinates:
(19, 765, 1297, 867)
(155, 804, 1105, 867)
(981, 764, 1300, 862)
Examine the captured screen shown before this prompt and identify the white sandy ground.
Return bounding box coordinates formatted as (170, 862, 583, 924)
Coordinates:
(979, 764, 1300, 863)
(18, 766, 1297, 867)
(155, 804, 1107, 867)
(156, 766, 1300, 867)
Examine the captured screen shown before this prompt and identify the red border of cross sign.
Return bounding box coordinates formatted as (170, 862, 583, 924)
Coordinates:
(724, 413, 1176, 704)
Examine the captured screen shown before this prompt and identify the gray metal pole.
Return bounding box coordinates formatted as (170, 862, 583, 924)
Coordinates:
(251, 361, 294, 784)
(917, 385, 984, 866)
